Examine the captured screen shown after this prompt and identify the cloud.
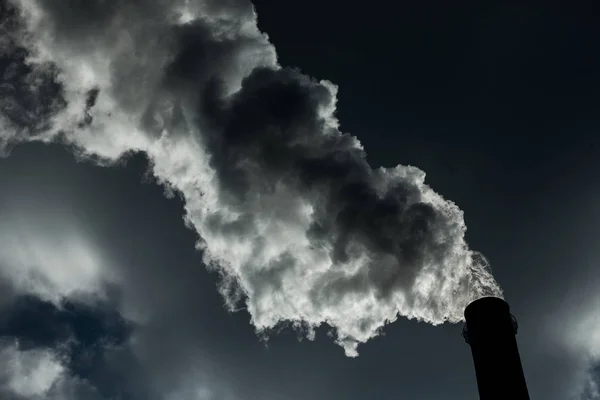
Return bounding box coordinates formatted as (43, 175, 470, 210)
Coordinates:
(579, 367, 600, 400)
(537, 274, 600, 400)
(0, 206, 115, 305)
(0, 338, 104, 400)
(0, 340, 65, 397)
(0, 294, 142, 399)
(0, 150, 240, 399)
(0, 0, 502, 358)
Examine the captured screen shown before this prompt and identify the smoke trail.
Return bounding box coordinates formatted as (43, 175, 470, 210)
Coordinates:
(0, 0, 501, 356)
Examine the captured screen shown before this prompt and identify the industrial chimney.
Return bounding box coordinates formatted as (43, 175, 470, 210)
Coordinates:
(462, 297, 530, 400)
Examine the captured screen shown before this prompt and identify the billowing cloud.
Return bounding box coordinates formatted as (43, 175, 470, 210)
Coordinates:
(0, 0, 501, 358)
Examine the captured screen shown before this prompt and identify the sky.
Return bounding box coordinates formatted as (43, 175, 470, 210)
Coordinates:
(0, 0, 600, 399)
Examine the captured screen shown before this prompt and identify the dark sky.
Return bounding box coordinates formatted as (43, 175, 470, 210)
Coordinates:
(1, 1, 600, 399)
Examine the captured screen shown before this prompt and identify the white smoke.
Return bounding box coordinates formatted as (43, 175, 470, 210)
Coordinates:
(0, 0, 501, 356)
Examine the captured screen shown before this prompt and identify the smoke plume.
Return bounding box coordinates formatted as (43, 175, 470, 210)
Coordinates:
(0, 0, 501, 356)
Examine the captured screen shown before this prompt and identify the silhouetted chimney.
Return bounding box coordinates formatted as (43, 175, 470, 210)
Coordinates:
(462, 297, 530, 400)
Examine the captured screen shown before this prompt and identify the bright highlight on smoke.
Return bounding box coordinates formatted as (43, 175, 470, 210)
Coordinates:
(0, 0, 502, 356)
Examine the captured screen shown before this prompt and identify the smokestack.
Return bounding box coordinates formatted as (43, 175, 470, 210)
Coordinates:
(462, 297, 530, 400)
